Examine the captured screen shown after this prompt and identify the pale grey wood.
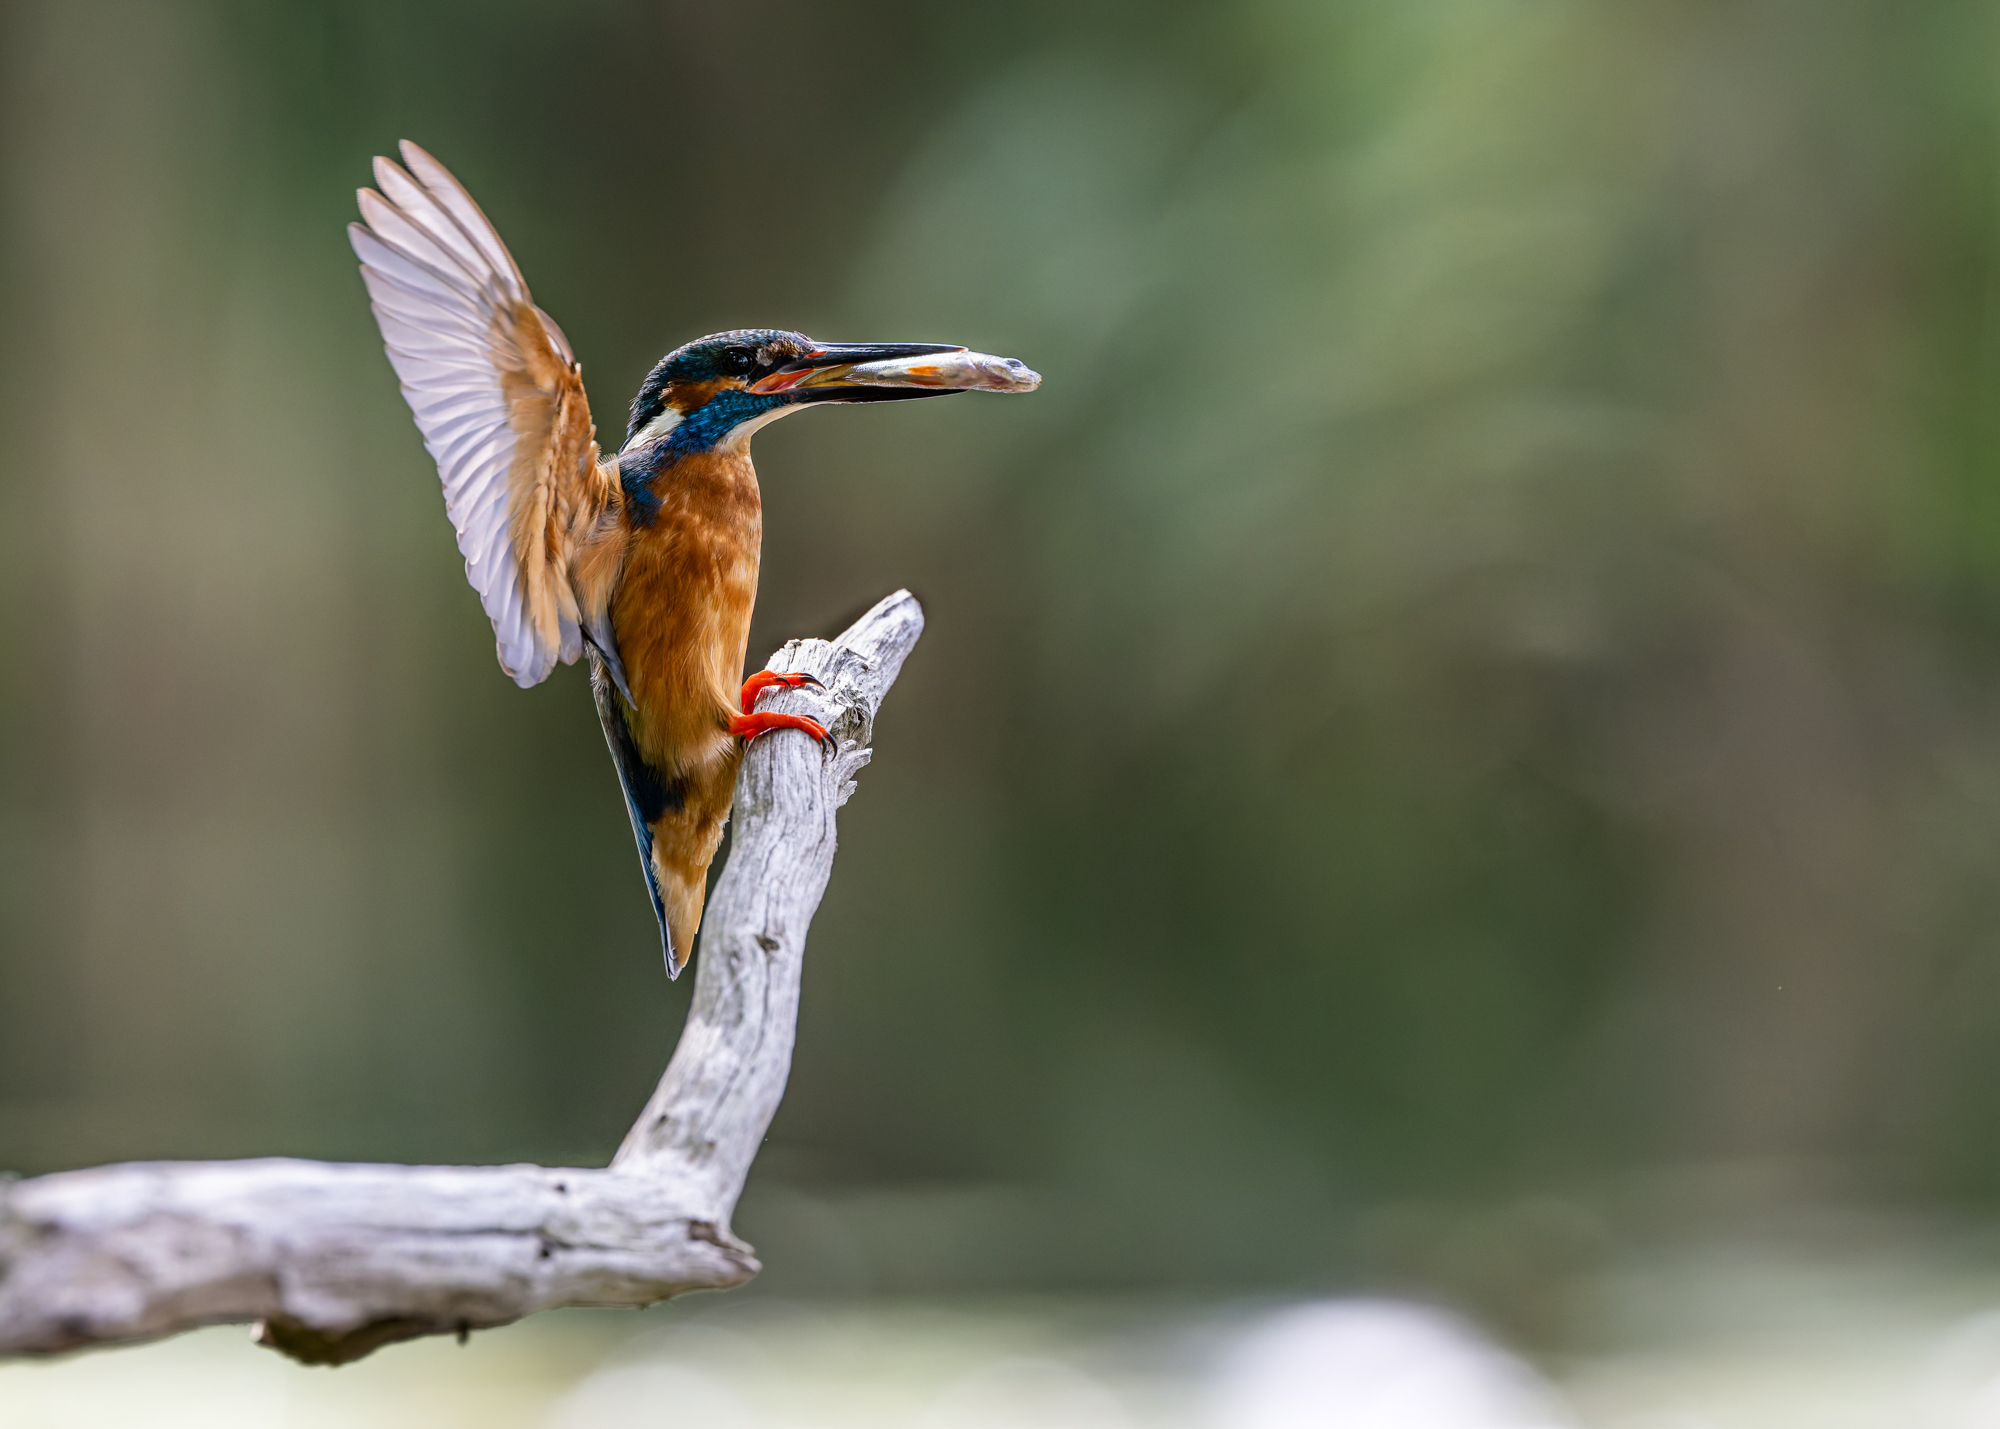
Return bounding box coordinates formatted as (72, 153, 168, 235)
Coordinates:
(0, 590, 925, 1365)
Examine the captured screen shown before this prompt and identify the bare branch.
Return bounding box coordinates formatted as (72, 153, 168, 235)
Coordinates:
(0, 590, 925, 1365)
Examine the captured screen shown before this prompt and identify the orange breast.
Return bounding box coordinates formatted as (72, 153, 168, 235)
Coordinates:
(610, 449, 762, 779)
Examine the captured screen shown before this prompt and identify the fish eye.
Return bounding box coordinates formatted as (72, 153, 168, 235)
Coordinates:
(719, 346, 755, 377)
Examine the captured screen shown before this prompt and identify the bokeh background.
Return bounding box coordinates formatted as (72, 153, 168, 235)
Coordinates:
(11, 0, 2000, 1421)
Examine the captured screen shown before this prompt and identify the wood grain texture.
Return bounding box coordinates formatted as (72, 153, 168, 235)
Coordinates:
(0, 591, 925, 1366)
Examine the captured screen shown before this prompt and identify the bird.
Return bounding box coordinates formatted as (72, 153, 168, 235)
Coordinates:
(348, 142, 1038, 979)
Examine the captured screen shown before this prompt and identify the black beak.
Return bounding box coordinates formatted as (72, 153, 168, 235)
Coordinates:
(750, 342, 1040, 403)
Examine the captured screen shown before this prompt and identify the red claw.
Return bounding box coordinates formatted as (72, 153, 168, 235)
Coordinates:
(732, 669, 832, 747)
(729, 710, 832, 747)
(738, 669, 825, 717)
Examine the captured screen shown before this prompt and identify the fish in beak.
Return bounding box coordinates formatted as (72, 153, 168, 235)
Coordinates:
(750, 342, 1041, 402)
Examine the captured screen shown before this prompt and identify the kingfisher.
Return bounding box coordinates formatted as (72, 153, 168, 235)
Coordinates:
(349, 142, 1038, 978)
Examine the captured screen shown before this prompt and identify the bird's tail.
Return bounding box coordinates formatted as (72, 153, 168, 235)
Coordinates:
(587, 650, 682, 976)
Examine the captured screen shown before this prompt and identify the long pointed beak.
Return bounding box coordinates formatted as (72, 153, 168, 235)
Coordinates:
(750, 342, 1041, 401)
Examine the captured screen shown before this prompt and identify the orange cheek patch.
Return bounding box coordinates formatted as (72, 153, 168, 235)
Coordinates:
(669, 378, 728, 410)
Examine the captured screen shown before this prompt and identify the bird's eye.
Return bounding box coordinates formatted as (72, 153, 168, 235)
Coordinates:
(720, 347, 755, 377)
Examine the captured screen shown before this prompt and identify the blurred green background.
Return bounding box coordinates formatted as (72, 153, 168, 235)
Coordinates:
(6, 0, 2000, 1338)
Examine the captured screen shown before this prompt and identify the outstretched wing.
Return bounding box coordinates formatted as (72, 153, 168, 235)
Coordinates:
(350, 141, 615, 688)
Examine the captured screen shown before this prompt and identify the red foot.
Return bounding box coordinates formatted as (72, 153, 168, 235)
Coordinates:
(739, 669, 824, 717)
(729, 709, 832, 747)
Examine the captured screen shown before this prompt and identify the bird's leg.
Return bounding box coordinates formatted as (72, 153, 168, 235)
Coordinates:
(730, 669, 833, 746)
(738, 668, 823, 717)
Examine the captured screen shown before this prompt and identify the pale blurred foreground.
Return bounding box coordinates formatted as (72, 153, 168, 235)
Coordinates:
(14, 1222, 2000, 1429)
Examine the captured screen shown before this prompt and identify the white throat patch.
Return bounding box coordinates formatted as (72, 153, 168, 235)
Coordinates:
(715, 402, 800, 454)
(622, 405, 682, 453)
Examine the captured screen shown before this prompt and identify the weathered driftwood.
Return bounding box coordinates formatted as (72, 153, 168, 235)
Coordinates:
(0, 590, 924, 1365)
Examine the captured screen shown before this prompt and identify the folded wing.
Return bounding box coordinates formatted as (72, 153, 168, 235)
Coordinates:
(350, 141, 615, 688)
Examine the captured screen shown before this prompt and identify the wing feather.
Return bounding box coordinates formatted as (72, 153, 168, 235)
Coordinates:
(396, 143, 532, 304)
(356, 189, 483, 289)
(351, 143, 618, 687)
(372, 159, 495, 287)
(419, 388, 504, 412)
(436, 424, 513, 472)
(422, 406, 503, 453)
(349, 228, 472, 304)
(359, 270, 488, 329)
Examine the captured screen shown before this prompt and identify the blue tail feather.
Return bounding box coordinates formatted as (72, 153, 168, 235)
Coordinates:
(587, 648, 684, 977)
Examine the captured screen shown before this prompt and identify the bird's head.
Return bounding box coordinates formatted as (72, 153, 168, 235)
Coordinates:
(620, 329, 1039, 458)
